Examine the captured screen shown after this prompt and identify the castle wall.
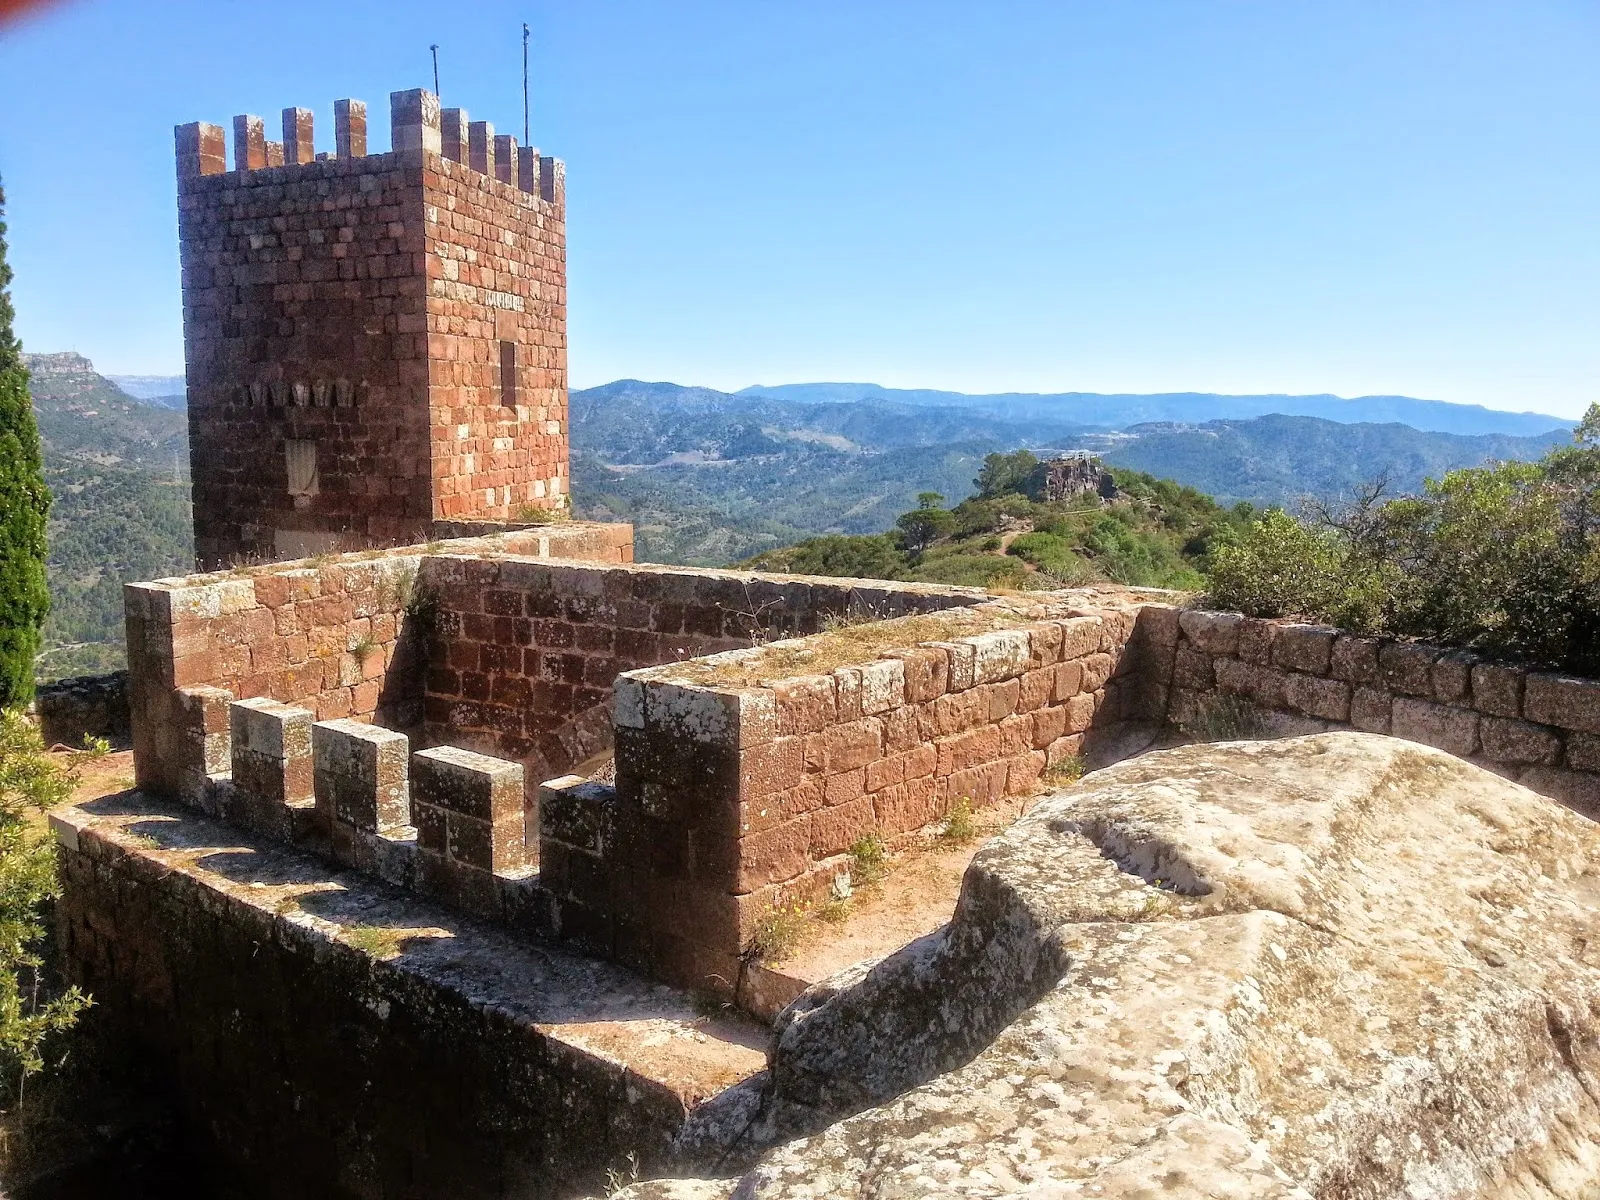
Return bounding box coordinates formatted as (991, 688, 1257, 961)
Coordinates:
(536, 597, 1175, 1006)
(418, 557, 984, 802)
(124, 526, 632, 799)
(1168, 611, 1600, 822)
(51, 796, 756, 1200)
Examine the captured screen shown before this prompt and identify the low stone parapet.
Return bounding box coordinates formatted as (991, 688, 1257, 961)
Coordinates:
(1169, 609, 1600, 820)
(537, 593, 1178, 1002)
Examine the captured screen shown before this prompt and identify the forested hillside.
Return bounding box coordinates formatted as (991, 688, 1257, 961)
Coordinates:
(23, 353, 192, 679)
(745, 450, 1252, 591)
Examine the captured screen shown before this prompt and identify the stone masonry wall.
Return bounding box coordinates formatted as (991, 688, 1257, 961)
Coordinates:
(127, 525, 631, 800)
(51, 799, 730, 1200)
(1169, 610, 1600, 822)
(178, 90, 567, 568)
(536, 596, 1176, 1002)
(419, 557, 983, 803)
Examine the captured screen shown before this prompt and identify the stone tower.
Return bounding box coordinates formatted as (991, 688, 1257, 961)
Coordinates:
(175, 89, 568, 568)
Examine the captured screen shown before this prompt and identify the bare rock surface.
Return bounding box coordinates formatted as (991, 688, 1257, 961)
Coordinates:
(617, 732, 1600, 1199)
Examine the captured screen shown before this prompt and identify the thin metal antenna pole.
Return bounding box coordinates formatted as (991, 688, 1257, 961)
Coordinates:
(522, 23, 531, 144)
(430, 44, 440, 98)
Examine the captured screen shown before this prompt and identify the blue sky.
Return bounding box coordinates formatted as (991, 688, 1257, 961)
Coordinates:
(0, 1, 1595, 415)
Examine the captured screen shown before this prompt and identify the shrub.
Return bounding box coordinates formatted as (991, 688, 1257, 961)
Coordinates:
(0, 182, 50, 707)
(0, 712, 94, 1101)
(1203, 414, 1600, 674)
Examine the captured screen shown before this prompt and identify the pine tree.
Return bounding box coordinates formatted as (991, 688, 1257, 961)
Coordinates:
(0, 180, 51, 709)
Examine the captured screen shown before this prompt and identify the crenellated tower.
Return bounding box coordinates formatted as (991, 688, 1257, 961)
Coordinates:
(175, 89, 568, 568)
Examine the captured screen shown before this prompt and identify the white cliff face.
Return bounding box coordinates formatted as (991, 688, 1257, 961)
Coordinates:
(620, 733, 1600, 1199)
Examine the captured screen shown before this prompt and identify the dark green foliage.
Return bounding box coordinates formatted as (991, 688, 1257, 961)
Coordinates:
(974, 450, 1039, 500)
(0, 711, 94, 1100)
(0, 184, 51, 707)
(1207, 410, 1600, 673)
(894, 506, 955, 553)
(743, 454, 1245, 591)
(743, 534, 908, 580)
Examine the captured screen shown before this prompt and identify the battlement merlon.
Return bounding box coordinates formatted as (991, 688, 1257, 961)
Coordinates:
(175, 90, 562, 202)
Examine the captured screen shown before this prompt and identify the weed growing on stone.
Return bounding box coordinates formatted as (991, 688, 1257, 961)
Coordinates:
(940, 798, 976, 844)
(121, 831, 161, 851)
(747, 901, 809, 964)
(349, 634, 380, 664)
(818, 897, 853, 924)
(848, 833, 887, 887)
(345, 925, 404, 961)
(1042, 755, 1086, 787)
(603, 1151, 641, 1197)
(273, 897, 302, 917)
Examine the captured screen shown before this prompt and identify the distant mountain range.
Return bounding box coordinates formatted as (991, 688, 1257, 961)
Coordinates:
(572, 379, 1571, 559)
(738, 383, 1570, 438)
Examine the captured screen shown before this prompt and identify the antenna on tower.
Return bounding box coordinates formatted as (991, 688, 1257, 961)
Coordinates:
(522, 23, 531, 144)
(430, 44, 440, 98)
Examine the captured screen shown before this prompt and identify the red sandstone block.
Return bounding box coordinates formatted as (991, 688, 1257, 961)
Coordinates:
(742, 737, 804, 799)
(1054, 660, 1084, 702)
(879, 647, 947, 704)
(923, 689, 986, 739)
(999, 713, 1033, 757)
(1046, 734, 1086, 769)
(1008, 751, 1047, 794)
(878, 707, 918, 755)
(1064, 693, 1097, 734)
(939, 761, 1008, 807)
(734, 819, 809, 892)
(1028, 622, 1063, 668)
(1017, 669, 1054, 713)
(806, 719, 883, 773)
(987, 679, 1020, 721)
(823, 769, 867, 807)
(1031, 705, 1067, 749)
(1057, 617, 1102, 661)
(937, 725, 1002, 776)
(772, 674, 837, 736)
(873, 776, 939, 834)
(862, 751, 905, 795)
(809, 795, 875, 858)
(1079, 653, 1114, 692)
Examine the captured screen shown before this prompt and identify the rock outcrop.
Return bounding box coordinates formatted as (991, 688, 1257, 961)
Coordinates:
(622, 732, 1600, 1198)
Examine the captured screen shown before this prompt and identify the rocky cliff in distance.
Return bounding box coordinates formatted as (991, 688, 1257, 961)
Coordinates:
(613, 733, 1600, 1199)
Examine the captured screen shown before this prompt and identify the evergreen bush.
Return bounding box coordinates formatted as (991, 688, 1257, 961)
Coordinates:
(0, 181, 51, 707)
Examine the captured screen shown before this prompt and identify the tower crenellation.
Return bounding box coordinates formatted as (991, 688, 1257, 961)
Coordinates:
(176, 88, 569, 568)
